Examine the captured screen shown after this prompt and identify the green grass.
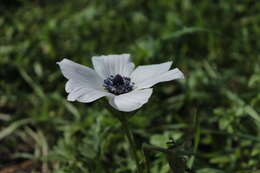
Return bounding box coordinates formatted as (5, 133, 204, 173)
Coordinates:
(0, 0, 260, 172)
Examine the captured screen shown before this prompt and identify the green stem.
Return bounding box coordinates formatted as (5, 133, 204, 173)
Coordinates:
(188, 111, 200, 169)
(119, 116, 142, 173)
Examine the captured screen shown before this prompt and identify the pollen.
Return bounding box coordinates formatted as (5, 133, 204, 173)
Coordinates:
(103, 74, 134, 95)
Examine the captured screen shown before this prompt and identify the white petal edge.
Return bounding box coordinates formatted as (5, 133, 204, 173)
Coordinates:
(67, 87, 111, 103)
(130, 61, 173, 85)
(65, 80, 86, 93)
(108, 88, 153, 112)
(135, 68, 184, 89)
(92, 54, 135, 79)
(57, 58, 104, 91)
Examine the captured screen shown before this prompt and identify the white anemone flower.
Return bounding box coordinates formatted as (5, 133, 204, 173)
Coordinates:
(57, 54, 184, 112)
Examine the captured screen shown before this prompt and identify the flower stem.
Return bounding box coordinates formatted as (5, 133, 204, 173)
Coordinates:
(119, 115, 142, 173)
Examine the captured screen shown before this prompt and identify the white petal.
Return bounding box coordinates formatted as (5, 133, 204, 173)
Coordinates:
(57, 58, 103, 90)
(130, 61, 172, 85)
(66, 80, 110, 102)
(108, 89, 153, 112)
(135, 68, 184, 89)
(68, 87, 110, 103)
(92, 54, 135, 79)
(65, 80, 84, 93)
(57, 59, 109, 103)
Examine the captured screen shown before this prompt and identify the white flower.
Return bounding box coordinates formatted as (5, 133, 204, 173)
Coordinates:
(57, 54, 184, 112)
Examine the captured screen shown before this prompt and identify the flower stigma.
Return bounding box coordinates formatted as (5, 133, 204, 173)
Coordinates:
(103, 74, 134, 95)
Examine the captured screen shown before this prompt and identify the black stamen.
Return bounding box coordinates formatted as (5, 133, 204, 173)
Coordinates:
(103, 74, 134, 95)
(113, 74, 124, 86)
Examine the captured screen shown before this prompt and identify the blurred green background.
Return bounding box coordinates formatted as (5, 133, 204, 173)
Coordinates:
(0, 0, 260, 173)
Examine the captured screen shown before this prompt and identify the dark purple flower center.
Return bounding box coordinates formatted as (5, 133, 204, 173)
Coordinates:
(103, 74, 134, 95)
